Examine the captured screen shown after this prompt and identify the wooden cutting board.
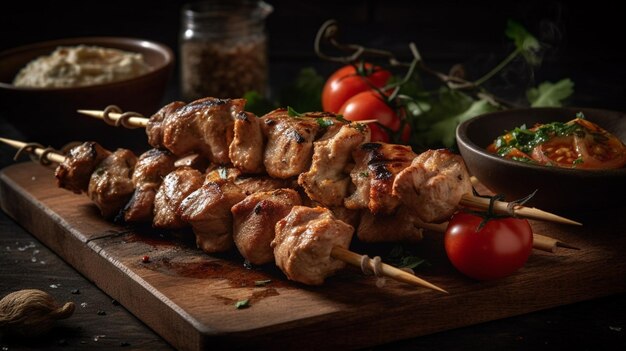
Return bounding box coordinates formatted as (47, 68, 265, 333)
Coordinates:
(1, 162, 625, 350)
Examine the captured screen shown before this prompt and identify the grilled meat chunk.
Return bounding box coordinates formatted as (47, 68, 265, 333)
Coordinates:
(87, 149, 137, 219)
(146, 97, 245, 164)
(229, 111, 265, 173)
(345, 142, 417, 215)
(55, 142, 111, 194)
(123, 149, 177, 223)
(153, 167, 203, 229)
(204, 166, 294, 194)
(178, 179, 247, 254)
(357, 207, 424, 243)
(393, 149, 472, 223)
(146, 101, 186, 152)
(231, 189, 302, 265)
(260, 109, 322, 179)
(272, 206, 353, 285)
(299, 123, 370, 207)
(235, 176, 298, 195)
(173, 153, 210, 172)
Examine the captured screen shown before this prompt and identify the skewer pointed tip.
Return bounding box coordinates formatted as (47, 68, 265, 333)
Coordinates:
(77, 109, 102, 117)
(556, 241, 581, 251)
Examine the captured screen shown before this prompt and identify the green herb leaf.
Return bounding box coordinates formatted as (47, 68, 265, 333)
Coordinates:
(415, 90, 497, 148)
(316, 118, 334, 128)
(279, 67, 324, 112)
(235, 299, 250, 309)
(399, 256, 427, 270)
(218, 167, 228, 180)
(287, 106, 303, 117)
(334, 114, 348, 123)
(505, 20, 541, 65)
(254, 279, 272, 287)
(243, 90, 277, 116)
(526, 79, 575, 107)
(385, 245, 430, 270)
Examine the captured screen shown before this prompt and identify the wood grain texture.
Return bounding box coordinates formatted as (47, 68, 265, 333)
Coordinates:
(1, 162, 625, 351)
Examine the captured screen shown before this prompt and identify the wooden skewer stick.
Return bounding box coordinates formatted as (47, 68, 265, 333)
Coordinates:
(531, 233, 580, 253)
(0, 137, 447, 292)
(416, 220, 580, 253)
(466, 176, 581, 226)
(0, 137, 65, 164)
(331, 246, 447, 293)
(78, 110, 580, 226)
(77, 109, 378, 127)
(458, 194, 582, 226)
(77, 109, 149, 128)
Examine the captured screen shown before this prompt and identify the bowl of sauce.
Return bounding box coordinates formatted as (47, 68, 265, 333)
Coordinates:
(456, 107, 626, 213)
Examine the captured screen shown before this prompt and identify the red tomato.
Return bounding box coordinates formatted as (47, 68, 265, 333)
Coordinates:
(322, 64, 391, 113)
(338, 90, 398, 128)
(444, 211, 533, 281)
(368, 123, 390, 143)
(338, 90, 411, 143)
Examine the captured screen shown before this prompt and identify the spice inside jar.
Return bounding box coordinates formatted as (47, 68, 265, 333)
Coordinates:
(180, 0, 273, 101)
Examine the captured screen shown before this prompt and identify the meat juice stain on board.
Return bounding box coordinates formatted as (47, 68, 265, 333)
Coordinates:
(140, 254, 293, 288)
(119, 227, 292, 304)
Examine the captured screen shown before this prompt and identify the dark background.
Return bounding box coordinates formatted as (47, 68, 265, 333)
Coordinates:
(1, 0, 624, 110)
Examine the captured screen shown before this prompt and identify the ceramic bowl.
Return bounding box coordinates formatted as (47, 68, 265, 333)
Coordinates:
(0, 37, 174, 150)
(456, 107, 626, 214)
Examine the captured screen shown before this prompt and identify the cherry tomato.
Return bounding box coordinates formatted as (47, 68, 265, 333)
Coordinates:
(368, 123, 390, 143)
(338, 90, 411, 143)
(339, 90, 397, 127)
(322, 63, 391, 113)
(444, 211, 533, 281)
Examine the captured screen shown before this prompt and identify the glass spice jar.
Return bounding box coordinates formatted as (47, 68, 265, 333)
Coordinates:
(179, 0, 273, 101)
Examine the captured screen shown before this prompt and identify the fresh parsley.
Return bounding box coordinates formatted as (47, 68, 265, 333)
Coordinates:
(235, 299, 250, 309)
(287, 106, 303, 117)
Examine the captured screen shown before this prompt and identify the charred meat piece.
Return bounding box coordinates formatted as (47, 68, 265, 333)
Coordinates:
(55, 142, 111, 194)
(229, 111, 265, 173)
(234, 176, 297, 195)
(173, 153, 210, 172)
(146, 101, 186, 151)
(393, 149, 472, 223)
(196, 98, 245, 165)
(88, 149, 137, 219)
(153, 167, 204, 229)
(123, 149, 177, 223)
(231, 189, 301, 265)
(357, 207, 424, 243)
(299, 123, 370, 207)
(272, 206, 353, 285)
(260, 108, 321, 179)
(205, 166, 295, 194)
(345, 142, 417, 215)
(178, 179, 247, 254)
(146, 97, 245, 164)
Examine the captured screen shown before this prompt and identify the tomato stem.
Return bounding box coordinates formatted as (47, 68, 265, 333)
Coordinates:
(470, 188, 538, 230)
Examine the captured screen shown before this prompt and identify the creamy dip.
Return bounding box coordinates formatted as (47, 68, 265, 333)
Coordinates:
(13, 45, 151, 88)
